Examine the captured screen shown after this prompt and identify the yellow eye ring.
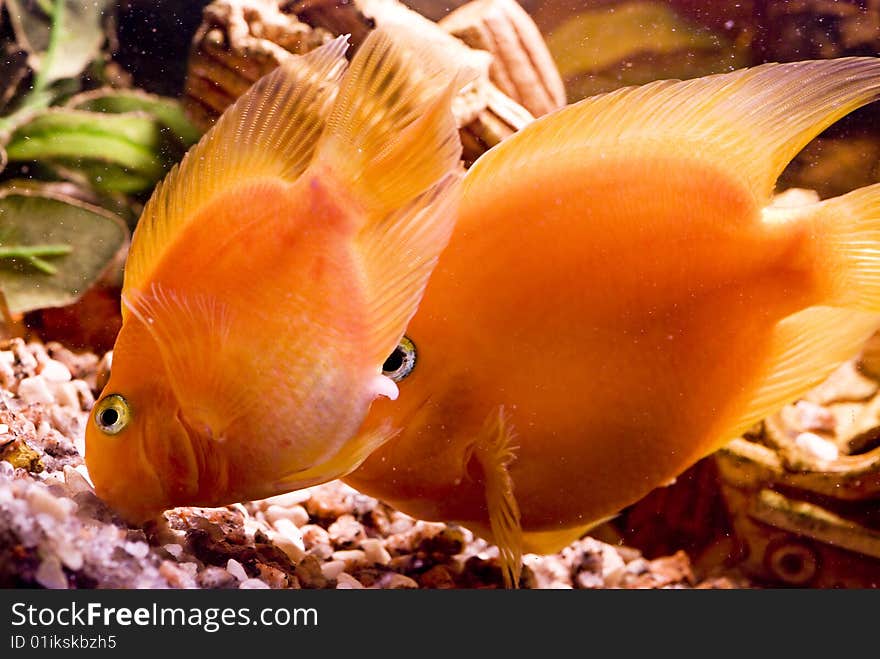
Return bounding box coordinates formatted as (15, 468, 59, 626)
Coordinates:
(93, 394, 131, 435)
(383, 336, 416, 382)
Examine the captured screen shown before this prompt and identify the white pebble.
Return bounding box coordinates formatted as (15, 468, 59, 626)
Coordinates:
(74, 433, 86, 459)
(242, 518, 265, 540)
(288, 505, 309, 527)
(262, 488, 315, 507)
(796, 432, 839, 462)
(0, 461, 14, 479)
(599, 547, 626, 579)
(74, 465, 93, 486)
(124, 541, 150, 559)
(226, 558, 248, 582)
(360, 538, 391, 566)
(63, 465, 93, 495)
(35, 556, 68, 589)
(273, 518, 305, 548)
(27, 485, 71, 521)
(41, 472, 64, 486)
(71, 380, 95, 410)
(179, 562, 199, 577)
(0, 363, 14, 390)
(321, 560, 347, 580)
(271, 533, 305, 563)
(39, 359, 71, 382)
(266, 503, 310, 527)
(239, 578, 270, 589)
(48, 381, 79, 408)
(336, 573, 364, 589)
(332, 549, 367, 567)
(55, 544, 83, 571)
(0, 424, 8, 435)
(17, 377, 55, 405)
(265, 504, 296, 524)
(164, 544, 183, 559)
(794, 400, 835, 433)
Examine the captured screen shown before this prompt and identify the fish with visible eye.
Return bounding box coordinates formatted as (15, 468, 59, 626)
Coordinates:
(344, 57, 880, 586)
(84, 27, 470, 522)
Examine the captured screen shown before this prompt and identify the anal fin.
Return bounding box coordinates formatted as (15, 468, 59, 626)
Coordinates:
(724, 306, 880, 446)
(472, 406, 523, 589)
(521, 518, 615, 555)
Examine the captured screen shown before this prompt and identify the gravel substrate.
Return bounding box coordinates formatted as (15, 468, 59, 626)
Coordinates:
(0, 338, 749, 589)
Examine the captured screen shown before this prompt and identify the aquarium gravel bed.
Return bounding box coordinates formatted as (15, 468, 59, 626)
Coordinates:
(0, 338, 748, 589)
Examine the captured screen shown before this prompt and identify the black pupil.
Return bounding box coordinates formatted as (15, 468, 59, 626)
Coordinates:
(100, 408, 119, 427)
(383, 347, 405, 374)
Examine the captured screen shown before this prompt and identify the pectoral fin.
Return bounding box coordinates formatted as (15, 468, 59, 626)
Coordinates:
(273, 421, 400, 492)
(123, 282, 254, 436)
(470, 406, 523, 588)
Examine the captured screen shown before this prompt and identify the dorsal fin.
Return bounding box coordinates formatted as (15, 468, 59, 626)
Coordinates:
(308, 26, 475, 367)
(123, 36, 349, 298)
(465, 57, 880, 203)
(315, 26, 475, 215)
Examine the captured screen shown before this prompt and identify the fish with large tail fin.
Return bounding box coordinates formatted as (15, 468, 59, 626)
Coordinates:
(344, 57, 880, 587)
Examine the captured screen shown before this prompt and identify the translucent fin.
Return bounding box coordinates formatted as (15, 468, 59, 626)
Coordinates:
(725, 306, 880, 444)
(465, 57, 880, 203)
(316, 26, 473, 214)
(472, 406, 522, 589)
(358, 174, 462, 366)
(273, 422, 399, 491)
(123, 36, 349, 297)
(122, 283, 253, 436)
(521, 519, 612, 555)
(312, 26, 470, 366)
(808, 182, 880, 312)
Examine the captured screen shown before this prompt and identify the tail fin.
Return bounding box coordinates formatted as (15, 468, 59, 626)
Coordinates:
(812, 183, 880, 312)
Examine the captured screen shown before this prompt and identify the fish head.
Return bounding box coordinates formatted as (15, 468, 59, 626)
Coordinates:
(84, 320, 204, 523)
(347, 331, 490, 511)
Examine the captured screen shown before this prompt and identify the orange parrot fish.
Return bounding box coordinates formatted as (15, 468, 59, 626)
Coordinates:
(344, 57, 880, 586)
(84, 27, 469, 522)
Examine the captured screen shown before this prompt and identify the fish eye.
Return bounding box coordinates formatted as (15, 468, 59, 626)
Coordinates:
(383, 336, 416, 382)
(94, 394, 131, 435)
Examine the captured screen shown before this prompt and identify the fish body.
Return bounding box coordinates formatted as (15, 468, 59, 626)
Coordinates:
(85, 28, 467, 521)
(344, 57, 880, 584)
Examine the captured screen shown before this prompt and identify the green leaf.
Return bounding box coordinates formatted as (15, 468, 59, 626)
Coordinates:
(4, 108, 166, 191)
(5, 0, 113, 85)
(0, 185, 128, 314)
(0, 177, 141, 226)
(69, 89, 203, 147)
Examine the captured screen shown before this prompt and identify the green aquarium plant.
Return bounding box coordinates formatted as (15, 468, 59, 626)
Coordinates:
(0, 0, 200, 319)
